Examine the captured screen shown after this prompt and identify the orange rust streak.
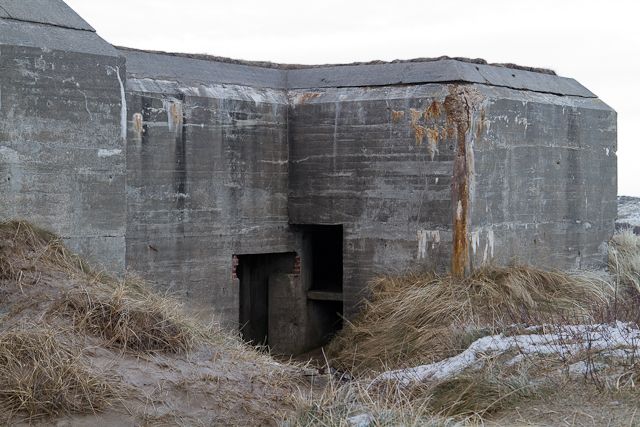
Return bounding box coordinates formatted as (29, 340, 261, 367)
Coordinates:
(390, 110, 405, 123)
(413, 124, 426, 145)
(133, 113, 143, 135)
(424, 100, 442, 120)
(299, 92, 321, 104)
(444, 88, 471, 278)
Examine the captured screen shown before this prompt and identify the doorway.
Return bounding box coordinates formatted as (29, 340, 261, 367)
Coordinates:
(302, 225, 344, 343)
(237, 252, 296, 346)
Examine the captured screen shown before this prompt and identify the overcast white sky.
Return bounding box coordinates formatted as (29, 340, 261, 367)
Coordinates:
(65, 0, 639, 196)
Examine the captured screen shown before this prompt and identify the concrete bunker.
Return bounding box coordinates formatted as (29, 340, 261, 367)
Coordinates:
(0, 0, 617, 356)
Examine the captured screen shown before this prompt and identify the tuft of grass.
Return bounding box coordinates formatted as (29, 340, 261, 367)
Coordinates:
(288, 359, 546, 425)
(56, 277, 205, 353)
(609, 229, 640, 294)
(0, 220, 303, 424)
(0, 327, 117, 423)
(0, 220, 98, 286)
(426, 361, 543, 419)
(0, 221, 208, 354)
(328, 266, 613, 374)
(311, 232, 640, 424)
(288, 377, 447, 427)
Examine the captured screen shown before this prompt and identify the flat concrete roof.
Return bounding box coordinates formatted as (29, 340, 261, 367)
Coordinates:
(0, 0, 119, 57)
(0, 0, 94, 31)
(122, 48, 287, 90)
(0, 18, 118, 56)
(121, 47, 595, 98)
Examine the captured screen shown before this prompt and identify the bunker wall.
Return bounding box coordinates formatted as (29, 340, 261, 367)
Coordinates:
(124, 76, 296, 326)
(289, 83, 617, 317)
(0, 19, 126, 272)
(467, 85, 617, 270)
(289, 85, 456, 318)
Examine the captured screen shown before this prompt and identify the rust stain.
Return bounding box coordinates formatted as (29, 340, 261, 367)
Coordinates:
(170, 103, 182, 127)
(426, 128, 439, 144)
(409, 108, 422, 125)
(426, 128, 439, 159)
(446, 125, 457, 140)
(424, 100, 442, 120)
(414, 124, 426, 145)
(444, 86, 472, 278)
(133, 112, 143, 136)
(299, 92, 322, 104)
(390, 110, 405, 123)
(410, 109, 425, 145)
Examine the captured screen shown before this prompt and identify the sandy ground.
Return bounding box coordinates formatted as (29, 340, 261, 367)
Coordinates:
(24, 345, 304, 426)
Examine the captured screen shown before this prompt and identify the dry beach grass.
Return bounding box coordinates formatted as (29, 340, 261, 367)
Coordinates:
(0, 327, 117, 421)
(0, 220, 302, 425)
(55, 278, 203, 353)
(610, 229, 640, 294)
(328, 266, 614, 374)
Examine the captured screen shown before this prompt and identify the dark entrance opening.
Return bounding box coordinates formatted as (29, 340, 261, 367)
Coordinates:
(237, 252, 296, 346)
(308, 225, 343, 292)
(302, 225, 344, 343)
(236, 226, 344, 354)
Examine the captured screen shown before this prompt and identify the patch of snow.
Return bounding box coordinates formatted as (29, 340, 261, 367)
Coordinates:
(347, 413, 374, 427)
(374, 322, 640, 387)
(568, 360, 605, 375)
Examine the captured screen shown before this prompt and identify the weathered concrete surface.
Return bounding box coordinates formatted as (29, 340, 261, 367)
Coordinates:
(467, 86, 616, 271)
(122, 48, 287, 89)
(122, 50, 298, 329)
(0, 2, 126, 272)
(289, 85, 455, 317)
(122, 51, 336, 354)
(289, 83, 616, 317)
(286, 59, 594, 96)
